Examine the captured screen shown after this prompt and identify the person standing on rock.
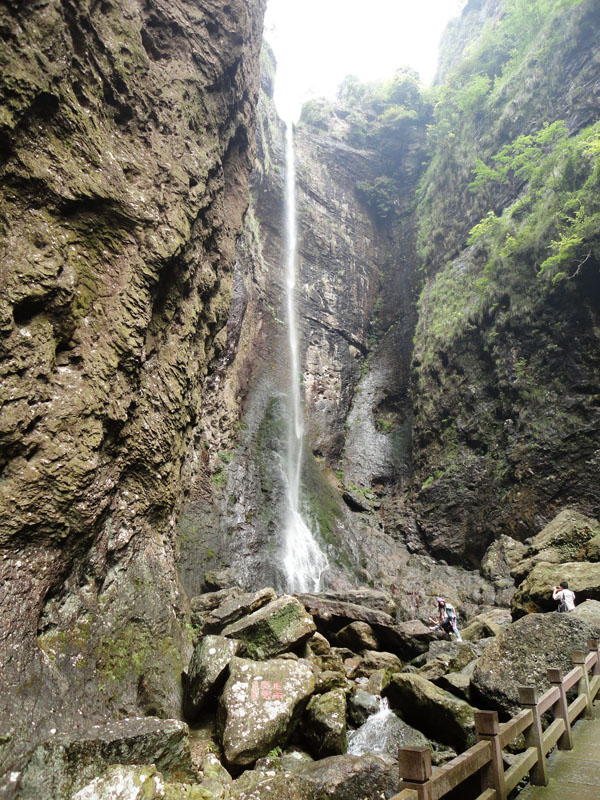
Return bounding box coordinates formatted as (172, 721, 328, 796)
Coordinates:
(429, 597, 462, 642)
(552, 581, 576, 612)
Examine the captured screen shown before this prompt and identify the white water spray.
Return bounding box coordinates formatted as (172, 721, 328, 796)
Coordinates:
(281, 119, 328, 593)
(347, 698, 395, 755)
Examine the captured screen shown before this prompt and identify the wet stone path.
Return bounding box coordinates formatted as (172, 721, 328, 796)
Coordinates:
(518, 703, 600, 799)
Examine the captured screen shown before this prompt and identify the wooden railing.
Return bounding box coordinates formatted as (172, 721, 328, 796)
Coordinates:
(390, 637, 600, 800)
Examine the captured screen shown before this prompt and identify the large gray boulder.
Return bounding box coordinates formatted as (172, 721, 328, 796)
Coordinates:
(183, 635, 242, 720)
(461, 609, 511, 641)
(383, 673, 476, 750)
(293, 753, 397, 800)
(511, 509, 600, 584)
(222, 596, 316, 659)
(202, 588, 277, 633)
(19, 719, 193, 800)
(511, 561, 600, 618)
(300, 688, 347, 758)
(218, 657, 315, 767)
(471, 612, 596, 714)
(571, 599, 600, 635)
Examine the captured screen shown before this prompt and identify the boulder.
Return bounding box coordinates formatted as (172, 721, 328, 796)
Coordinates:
(293, 595, 394, 632)
(302, 634, 347, 693)
(296, 589, 396, 616)
(19, 719, 193, 800)
(183, 635, 242, 720)
(218, 657, 315, 767)
(511, 509, 600, 584)
(587, 534, 600, 561)
(511, 561, 600, 619)
(571, 599, 600, 635)
(347, 702, 428, 757)
(203, 588, 277, 633)
(300, 688, 347, 758)
(347, 689, 381, 727)
(461, 609, 511, 641)
(222, 596, 316, 660)
(71, 766, 165, 800)
(293, 753, 397, 800)
(436, 672, 472, 702)
(383, 673, 476, 750)
(335, 621, 379, 651)
(471, 612, 596, 714)
(481, 535, 527, 582)
(230, 771, 312, 800)
(350, 650, 403, 679)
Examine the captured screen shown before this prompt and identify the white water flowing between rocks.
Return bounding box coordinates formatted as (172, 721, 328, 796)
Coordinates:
(347, 698, 395, 755)
(281, 119, 329, 593)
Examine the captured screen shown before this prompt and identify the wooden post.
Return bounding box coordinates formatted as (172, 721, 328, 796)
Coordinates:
(398, 746, 433, 800)
(547, 668, 574, 750)
(518, 686, 549, 786)
(475, 710, 507, 800)
(588, 638, 600, 677)
(573, 650, 593, 718)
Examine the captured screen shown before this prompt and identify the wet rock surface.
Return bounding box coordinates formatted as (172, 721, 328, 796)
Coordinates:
(218, 656, 315, 767)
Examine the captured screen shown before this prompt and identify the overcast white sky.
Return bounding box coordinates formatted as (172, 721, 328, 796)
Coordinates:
(264, 0, 467, 120)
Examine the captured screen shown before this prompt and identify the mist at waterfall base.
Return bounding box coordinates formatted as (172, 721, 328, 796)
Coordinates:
(281, 119, 329, 594)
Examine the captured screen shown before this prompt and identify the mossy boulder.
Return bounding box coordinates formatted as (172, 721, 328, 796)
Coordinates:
(222, 596, 316, 660)
(334, 621, 379, 652)
(183, 635, 242, 720)
(511, 561, 600, 619)
(383, 673, 476, 750)
(72, 766, 165, 800)
(512, 509, 600, 583)
(461, 609, 511, 641)
(471, 612, 596, 715)
(19, 719, 193, 800)
(293, 753, 397, 800)
(218, 657, 315, 767)
(300, 688, 347, 758)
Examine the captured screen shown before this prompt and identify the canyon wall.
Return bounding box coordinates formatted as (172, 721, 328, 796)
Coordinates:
(0, 0, 266, 782)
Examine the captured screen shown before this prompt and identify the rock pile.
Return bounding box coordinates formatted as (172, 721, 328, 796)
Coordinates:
(17, 561, 599, 800)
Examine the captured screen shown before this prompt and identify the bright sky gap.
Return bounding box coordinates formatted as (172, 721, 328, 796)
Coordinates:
(264, 0, 468, 120)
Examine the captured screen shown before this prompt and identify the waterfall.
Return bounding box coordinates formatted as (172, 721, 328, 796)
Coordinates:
(281, 118, 328, 593)
(347, 698, 395, 756)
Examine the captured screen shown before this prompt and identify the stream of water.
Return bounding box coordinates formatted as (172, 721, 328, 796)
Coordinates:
(347, 697, 395, 755)
(281, 119, 329, 593)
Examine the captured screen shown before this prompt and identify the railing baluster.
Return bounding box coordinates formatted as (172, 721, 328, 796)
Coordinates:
(518, 686, 549, 787)
(573, 650, 593, 719)
(475, 710, 507, 800)
(588, 638, 600, 677)
(398, 746, 433, 800)
(547, 667, 573, 750)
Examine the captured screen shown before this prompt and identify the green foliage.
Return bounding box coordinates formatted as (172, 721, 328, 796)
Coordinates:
(356, 175, 399, 219)
(468, 120, 600, 285)
(299, 98, 335, 130)
(415, 0, 590, 271)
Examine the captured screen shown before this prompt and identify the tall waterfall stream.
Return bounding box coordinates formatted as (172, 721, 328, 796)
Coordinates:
(281, 119, 329, 593)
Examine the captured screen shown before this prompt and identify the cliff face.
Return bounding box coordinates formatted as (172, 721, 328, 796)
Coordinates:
(0, 0, 265, 779)
(409, 0, 600, 562)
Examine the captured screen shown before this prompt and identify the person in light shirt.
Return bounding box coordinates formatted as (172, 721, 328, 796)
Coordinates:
(552, 581, 576, 612)
(429, 597, 462, 642)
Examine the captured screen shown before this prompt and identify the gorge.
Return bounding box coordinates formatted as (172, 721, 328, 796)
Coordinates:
(1, 1, 600, 798)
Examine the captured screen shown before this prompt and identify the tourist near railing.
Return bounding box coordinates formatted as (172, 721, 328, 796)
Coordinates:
(389, 638, 600, 800)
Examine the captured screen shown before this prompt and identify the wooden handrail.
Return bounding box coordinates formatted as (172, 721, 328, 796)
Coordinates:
(396, 638, 599, 800)
(563, 665, 583, 692)
(430, 741, 491, 799)
(498, 708, 532, 749)
(538, 684, 560, 715)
